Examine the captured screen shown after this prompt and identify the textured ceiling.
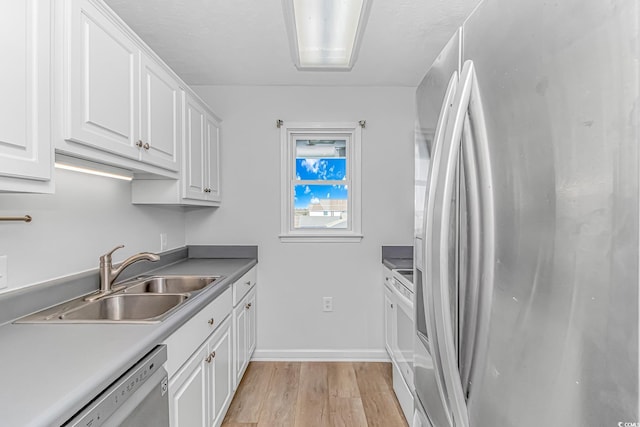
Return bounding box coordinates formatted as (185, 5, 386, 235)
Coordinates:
(104, 0, 481, 86)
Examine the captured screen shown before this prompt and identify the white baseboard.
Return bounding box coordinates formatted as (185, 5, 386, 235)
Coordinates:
(251, 348, 390, 362)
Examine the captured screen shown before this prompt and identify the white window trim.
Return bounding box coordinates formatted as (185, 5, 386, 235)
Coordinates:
(280, 121, 362, 242)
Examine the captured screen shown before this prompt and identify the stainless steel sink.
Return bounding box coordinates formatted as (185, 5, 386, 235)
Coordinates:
(15, 274, 224, 324)
(59, 294, 189, 322)
(122, 276, 220, 294)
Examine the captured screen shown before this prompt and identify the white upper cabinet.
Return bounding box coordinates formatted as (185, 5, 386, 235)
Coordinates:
(204, 114, 222, 203)
(64, 0, 140, 159)
(0, 0, 53, 192)
(184, 92, 221, 203)
(184, 95, 207, 199)
(59, 0, 180, 174)
(132, 90, 222, 206)
(139, 55, 180, 171)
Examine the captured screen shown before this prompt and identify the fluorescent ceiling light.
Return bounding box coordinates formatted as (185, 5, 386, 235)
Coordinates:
(54, 156, 133, 181)
(283, 0, 372, 70)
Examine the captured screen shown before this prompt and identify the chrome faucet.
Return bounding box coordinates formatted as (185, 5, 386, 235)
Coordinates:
(87, 245, 160, 300)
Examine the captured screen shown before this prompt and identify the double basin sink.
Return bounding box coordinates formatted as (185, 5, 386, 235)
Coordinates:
(17, 275, 224, 324)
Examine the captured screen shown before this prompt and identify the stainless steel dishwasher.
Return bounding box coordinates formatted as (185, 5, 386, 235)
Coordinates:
(64, 345, 169, 427)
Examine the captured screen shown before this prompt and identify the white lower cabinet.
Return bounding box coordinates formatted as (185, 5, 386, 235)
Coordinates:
(233, 289, 257, 386)
(164, 287, 233, 427)
(164, 267, 257, 427)
(247, 291, 257, 356)
(233, 297, 248, 387)
(208, 322, 232, 427)
(232, 268, 257, 388)
(169, 344, 208, 426)
(383, 266, 396, 356)
(169, 316, 232, 427)
(384, 285, 395, 356)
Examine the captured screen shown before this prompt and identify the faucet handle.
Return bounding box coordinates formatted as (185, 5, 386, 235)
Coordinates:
(100, 245, 125, 265)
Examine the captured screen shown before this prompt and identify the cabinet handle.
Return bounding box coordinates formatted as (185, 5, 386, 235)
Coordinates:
(208, 318, 215, 326)
(245, 303, 252, 309)
(204, 188, 210, 193)
(136, 140, 144, 148)
(245, 281, 251, 286)
(390, 303, 394, 308)
(206, 354, 212, 363)
(143, 142, 150, 150)
(205, 351, 216, 363)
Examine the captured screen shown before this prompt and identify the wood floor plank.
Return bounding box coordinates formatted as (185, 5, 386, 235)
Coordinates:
(360, 391, 409, 427)
(223, 362, 275, 424)
(225, 361, 408, 427)
(353, 362, 393, 395)
(327, 362, 360, 398)
(257, 362, 301, 426)
(293, 362, 330, 427)
(329, 397, 368, 427)
(221, 423, 258, 427)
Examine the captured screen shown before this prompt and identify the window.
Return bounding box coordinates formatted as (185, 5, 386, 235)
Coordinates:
(280, 122, 362, 242)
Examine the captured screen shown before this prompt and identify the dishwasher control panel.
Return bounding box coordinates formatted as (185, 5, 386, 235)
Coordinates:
(63, 345, 168, 427)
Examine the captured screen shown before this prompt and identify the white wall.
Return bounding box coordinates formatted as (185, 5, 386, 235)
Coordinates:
(0, 168, 186, 292)
(188, 85, 415, 359)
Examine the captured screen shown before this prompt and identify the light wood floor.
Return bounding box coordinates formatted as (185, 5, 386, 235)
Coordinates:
(222, 361, 409, 427)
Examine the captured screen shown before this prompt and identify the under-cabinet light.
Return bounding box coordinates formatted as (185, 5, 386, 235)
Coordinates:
(54, 162, 133, 181)
(283, 0, 372, 70)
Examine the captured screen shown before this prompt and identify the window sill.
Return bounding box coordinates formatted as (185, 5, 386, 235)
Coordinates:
(279, 234, 363, 243)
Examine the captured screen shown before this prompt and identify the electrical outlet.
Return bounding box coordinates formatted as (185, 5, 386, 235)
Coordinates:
(0, 256, 7, 290)
(160, 233, 168, 251)
(322, 297, 333, 312)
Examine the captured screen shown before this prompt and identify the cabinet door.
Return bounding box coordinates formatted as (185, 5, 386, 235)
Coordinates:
(207, 319, 233, 427)
(183, 94, 207, 200)
(384, 287, 395, 356)
(140, 55, 180, 171)
(246, 290, 257, 357)
(204, 115, 221, 202)
(0, 0, 51, 186)
(169, 345, 208, 427)
(234, 301, 248, 387)
(65, 0, 139, 159)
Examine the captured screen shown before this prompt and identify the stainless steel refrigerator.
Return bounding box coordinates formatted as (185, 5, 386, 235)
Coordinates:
(414, 0, 639, 426)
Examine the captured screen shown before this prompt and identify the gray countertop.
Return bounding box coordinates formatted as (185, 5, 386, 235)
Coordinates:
(381, 245, 413, 270)
(0, 257, 256, 427)
(382, 257, 413, 270)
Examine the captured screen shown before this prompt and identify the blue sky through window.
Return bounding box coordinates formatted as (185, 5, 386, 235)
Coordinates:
(295, 158, 346, 181)
(294, 184, 348, 209)
(294, 157, 348, 209)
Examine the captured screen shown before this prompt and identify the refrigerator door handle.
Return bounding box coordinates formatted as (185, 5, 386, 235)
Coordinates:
(434, 60, 478, 427)
(463, 60, 496, 410)
(422, 71, 459, 426)
(459, 109, 481, 396)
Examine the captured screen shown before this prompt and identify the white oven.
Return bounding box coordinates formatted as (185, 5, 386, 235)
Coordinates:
(383, 266, 415, 422)
(390, 269, 415, 388)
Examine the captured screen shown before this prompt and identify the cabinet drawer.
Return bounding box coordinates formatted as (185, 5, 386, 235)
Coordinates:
(232, 267, 257, 306)
(164, 287, 232, 378)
